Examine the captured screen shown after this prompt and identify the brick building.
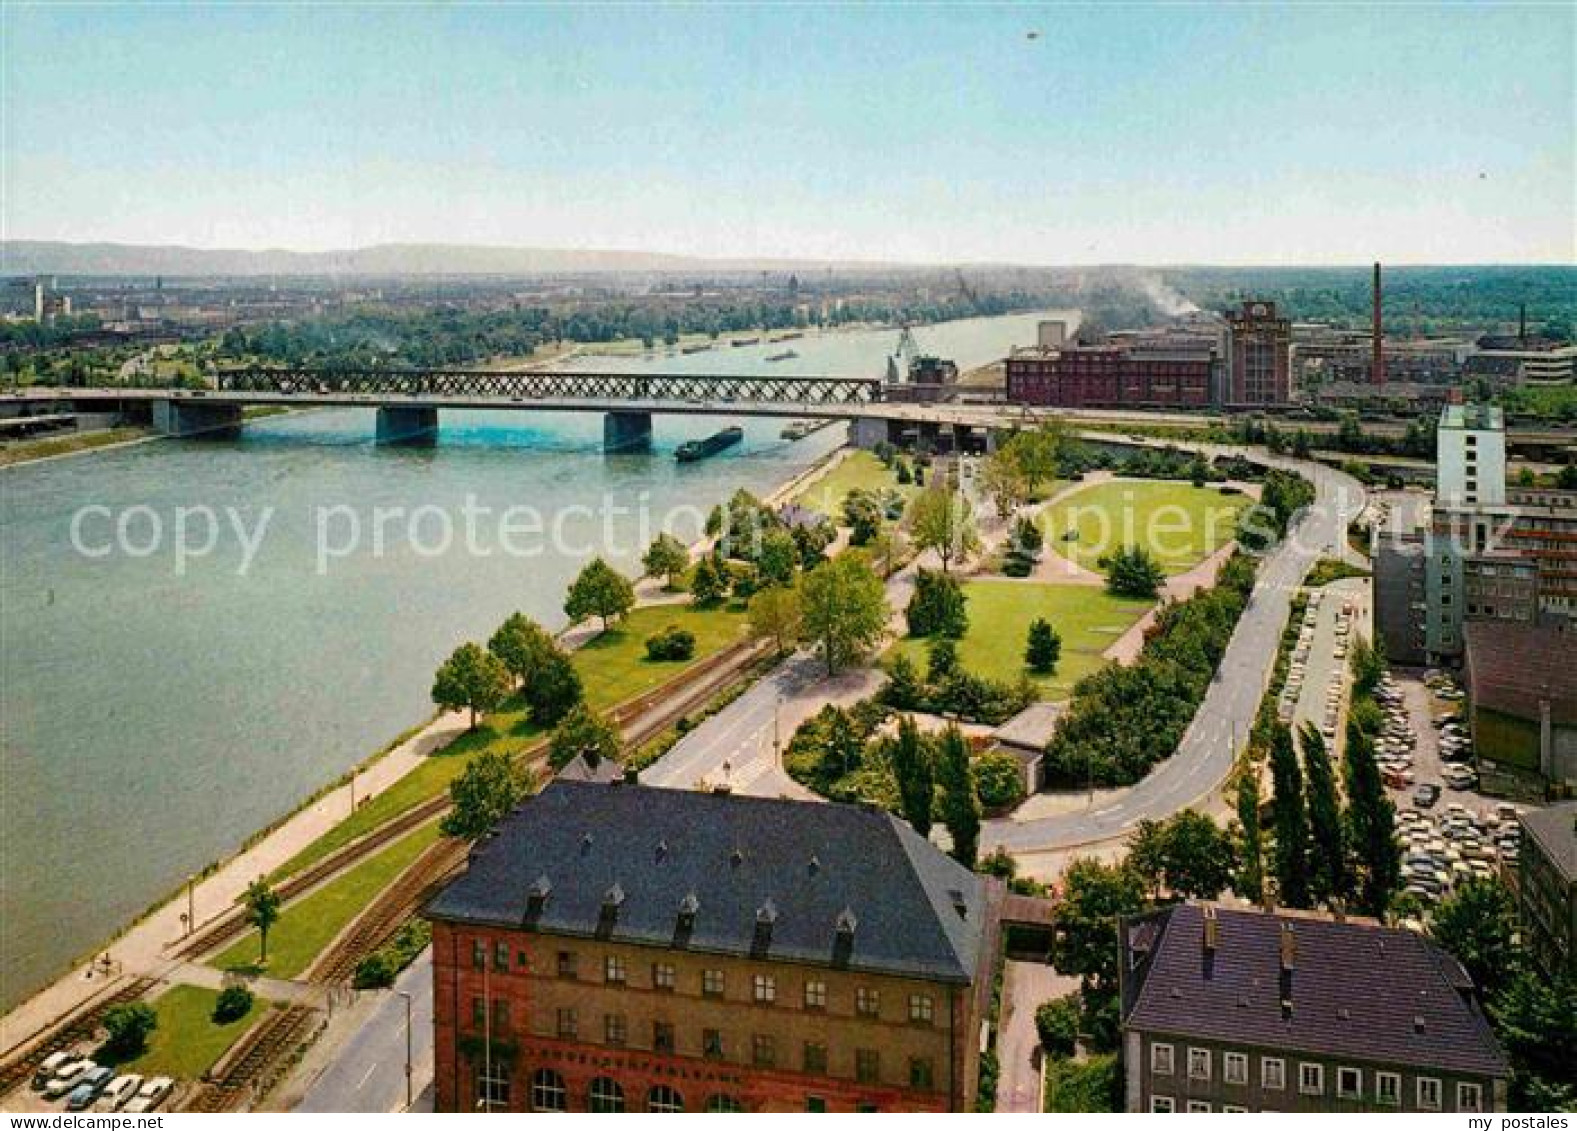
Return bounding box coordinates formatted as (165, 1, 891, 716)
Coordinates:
(1225, 300, 1292, 406)
(1004, 342, 1214, 408)
(1120, 904, 1509, 1112)
(424, 781, 1007, 1113)
(1516, 801, 1577, 981)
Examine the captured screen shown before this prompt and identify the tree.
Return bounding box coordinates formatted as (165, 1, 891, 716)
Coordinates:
(1105, 545, 1165, 600)
(866, 525, 904, 580)
(841, 489, 884, 545)
(906, 485, 981, 572)
(431, 642, 511, 729)
(747, 585, 802, 657)
(978, 450, 1029, 518)
(241, 877, 282, 966)
(1268, 722, 1311, 908)
(799, 555, 889, 676)
(905, 568, 968, 638)
(883, 653, 923, 710)
(1299, 723, 1349, 906)
(488, 612, 554, 686)
(1232, 763, 1265, 904)
(1035, 994, 1081, 1058)
(548, 703, 620, 770)
(1494, 964, 1577, 1111)
(973, 749, 1028, 811)
(756, 528, 799, 588)
(1126, 810, 1236, 902)
(441, 750, 531, 839)
(102, 1002, 157, 1058)
(212, 984, 254, 1024)
(641, 533, 690, 589)
(1429, 877, 1519, 1006)
(1000, 426, 1062, 496)
(926, 636, 960, 685)
(689, 554, 729, 605)
(1025, 618, 1061, 674)
(523, 649, 582, 726)
(1342, 715, 1400, 916)
(1052, 857, 1145, 994)
(889, 715, 935, 836)
(936, 724, 980, 866)
(564, 557, 635, 630)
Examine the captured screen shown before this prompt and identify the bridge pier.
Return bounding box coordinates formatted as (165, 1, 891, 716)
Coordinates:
(375, 405, 439, 446)
(604, 411, 653, 453)
(849, 417, 892, 450)
(152, 398, 243, 440)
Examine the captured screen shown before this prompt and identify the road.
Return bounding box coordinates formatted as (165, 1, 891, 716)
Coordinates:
(296, 955, 432, 1113)
(983, 455, 1366, 854)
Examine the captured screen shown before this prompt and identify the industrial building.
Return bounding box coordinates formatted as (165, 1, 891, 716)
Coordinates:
(1224, 300, 1292, 406)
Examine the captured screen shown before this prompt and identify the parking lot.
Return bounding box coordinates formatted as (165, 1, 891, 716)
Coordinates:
(3, 1051, 178, 1115)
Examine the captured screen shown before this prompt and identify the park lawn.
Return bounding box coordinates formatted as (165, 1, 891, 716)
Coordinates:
(1040, 479, 1250, 574)
(218, 821, 442, 979)
(270, 600, 747, 881)
(792, 451, 907, 517)
(106, 984, 267, 1080)
(888, 579, 1151, 699)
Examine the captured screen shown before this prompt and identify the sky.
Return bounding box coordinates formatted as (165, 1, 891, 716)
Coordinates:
(3, 2, 1573, 265)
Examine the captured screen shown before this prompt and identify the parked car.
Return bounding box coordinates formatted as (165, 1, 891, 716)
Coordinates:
(65, 1066, 114, 1111)
(1413, 784, 1442, 808)
(31, 1051, 75, 1091)
(124, 1076, 174, 1114)
(96, 1073, 142, 1112)
(42, 1059, 94, 1099)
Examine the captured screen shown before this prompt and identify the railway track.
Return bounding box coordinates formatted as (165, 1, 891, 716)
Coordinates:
(0, 977, 159, 1098)
(180, 1005, 322, 1113)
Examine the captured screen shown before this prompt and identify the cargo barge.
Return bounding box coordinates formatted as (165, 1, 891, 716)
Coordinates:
(675, 425, 744, 462)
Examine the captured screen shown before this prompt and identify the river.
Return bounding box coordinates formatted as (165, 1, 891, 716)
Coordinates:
(0, 309, 1069, 1011)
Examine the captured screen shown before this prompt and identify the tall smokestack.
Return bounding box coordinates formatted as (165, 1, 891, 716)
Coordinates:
(1372, 262, 1384, 388)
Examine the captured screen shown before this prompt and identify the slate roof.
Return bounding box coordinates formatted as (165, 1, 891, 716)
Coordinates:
(1519, 801, 1577, 881)
(991, 702, 1065, 752)
(425, 780, 989, 984)
(1122, 904, 1509, 1078)
(556, 752, 624, 784)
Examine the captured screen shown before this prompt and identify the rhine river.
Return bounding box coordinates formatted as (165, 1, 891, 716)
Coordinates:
(0, 310, 1069, 1010)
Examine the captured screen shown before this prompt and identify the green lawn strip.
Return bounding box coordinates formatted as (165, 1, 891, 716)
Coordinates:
(1040, 479, 1250, 574)
(218, 822, 442, 979)
(791, 450, 907, 516)
(104, 984, 269, 1081)
(269, 601, 747, 882)
(887, 579, 1151, 699)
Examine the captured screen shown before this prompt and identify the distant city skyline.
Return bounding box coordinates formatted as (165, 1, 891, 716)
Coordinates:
(4, 3, 1573, 266)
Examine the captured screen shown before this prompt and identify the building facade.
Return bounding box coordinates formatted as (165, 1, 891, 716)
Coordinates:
(1004, 342, 1214, 409)
(1225, 300, 1292, 406)
(1516, 802, 1577, 982)
(1120, 904, 1509, 1113)
(424, 781, 1009, 1113)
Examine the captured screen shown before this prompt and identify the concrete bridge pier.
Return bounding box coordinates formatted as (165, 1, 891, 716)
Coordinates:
(850, 416, 892, 450)
(604, 411, 653, 453)
(375, 405, 439, 446)
(152, 398, 243, 440)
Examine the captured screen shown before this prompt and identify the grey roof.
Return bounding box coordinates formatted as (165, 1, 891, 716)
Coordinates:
(1519, 801, 1577, 881)
(556, 752, 624, 784)
(1123, 904, 1509, 1078)
(425, 780, 989, 983)
(991, 702, 1065, 751)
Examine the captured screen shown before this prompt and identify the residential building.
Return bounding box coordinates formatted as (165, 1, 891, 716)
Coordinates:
(1224, 300, 1291, 406)
(1373, 529, 1428, 666)
(1515, 801, 1577, 981)
(1465, 622, 1577, 786)
(424, 780, 1016, 1113)
(1119, 904, 1510, 1113)
(1437, 402, 1507, 507)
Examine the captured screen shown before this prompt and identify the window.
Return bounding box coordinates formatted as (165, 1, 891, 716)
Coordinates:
(589, 1077, 625, 1113)
(604, 1013, 627, 1046)
(807, 1097, 826, 1113)
(1151, 1043, 1175, 1076)
(702, 968, 725, 997)
(856, 986, 880, 1017)
(1224, 1052, 1248, 1085)
(1300, 1063, 1324, 1096)
(477, 1059, 510, 1110)
(1188, 1047, 1212, 1081)
(1418, 1077, 1442, 1111)
(1223, 1105, 1248, 1113)
(492, 999, 509, 1031)
(909, 1057, 934, 1090)
(652, 962, 676, 991)
(1337, 1067, 1362, 1100)
(752, 1034, 776, 1068)
(703, 1029, 724, 1059)
(804, 1042, 828, 1074)
(753, 973, 776, 1003)
(856, 1048, 880, 1084)
(1188, 1101, 1212, 1113)
(471, 938, 486, 971)
(1458, 1083, 1483, 1112)
(470, 996, 485, 1030)
(1151, 1096, 1175, 1113)
(857, 1102, 879, 1113)
(647, 1085, 685, 1113)
(1377, 1072, 1400, 1106)
(555, 1008, 577, 1040)
(706, 1096, 743, 1113)
(654, 1021, 675, 1055)
(530, 1069, 567, 1112)
(494, 940, 509, 972)
(556, 951, 577, 979)
(604, 955, 626, 984)
(908, 994, 934, 1025)
(804, 979, 827, 1009)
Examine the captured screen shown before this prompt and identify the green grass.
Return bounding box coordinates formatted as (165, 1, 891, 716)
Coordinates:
(270, 600, 747, 881)
(0, 427, 150, 467)
(1040, 479, 1250, 574)
(792, 450, 908, 516)
(104, 985, 267, 1080)
(888, 579, 1151, 698)
(218, 822, 442, 979)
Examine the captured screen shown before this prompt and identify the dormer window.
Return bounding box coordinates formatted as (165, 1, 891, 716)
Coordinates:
(602, 882, 625, 913)
(756, 899, 778, 927)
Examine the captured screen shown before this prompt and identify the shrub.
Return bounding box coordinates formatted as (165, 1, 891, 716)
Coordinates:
(352, 919, 433, 990)
(1105, 544, 1165, 600)
(974, 750, 1028, 811)
(645, 624, 696, 662)
(102, 1001, 157, 1057)
(1035, 993, 1081, 1058)
(1025, 617, 1061, 674)
(212, 985, 254, 1025)
(1000, 553, 1034, 578)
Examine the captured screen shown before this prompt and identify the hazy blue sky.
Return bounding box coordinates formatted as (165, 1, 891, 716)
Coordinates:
(5, 3, 1572, 264)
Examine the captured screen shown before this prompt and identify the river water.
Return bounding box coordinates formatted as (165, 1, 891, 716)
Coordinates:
(0, 310, 1066, 1010)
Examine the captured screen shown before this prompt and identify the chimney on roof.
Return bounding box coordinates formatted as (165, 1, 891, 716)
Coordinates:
(1372, 262, 1385, 389)
(1203, 906, 1219, 953)
(1280, 922, 1297, 971)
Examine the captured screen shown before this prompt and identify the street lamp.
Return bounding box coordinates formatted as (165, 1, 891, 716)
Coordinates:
(397, 990, 413, 1111)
